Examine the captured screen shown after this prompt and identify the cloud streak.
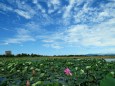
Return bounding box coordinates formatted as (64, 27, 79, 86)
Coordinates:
(4, 29, 35, 44)
(42, 18, 115, 48)
(3, 22, 44, 44)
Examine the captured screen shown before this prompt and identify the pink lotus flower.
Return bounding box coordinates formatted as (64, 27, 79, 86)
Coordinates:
(64, 68, 72, 76)
(26, 80, 30, 86)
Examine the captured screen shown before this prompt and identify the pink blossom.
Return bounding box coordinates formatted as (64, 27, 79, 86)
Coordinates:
(64, 68, 72, 76)
(26, 80, 30, 86)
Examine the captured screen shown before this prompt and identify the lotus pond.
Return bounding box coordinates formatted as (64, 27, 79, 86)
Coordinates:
(0, 58, 115, 86)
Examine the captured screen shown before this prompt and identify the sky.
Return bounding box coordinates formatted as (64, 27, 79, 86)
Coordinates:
(0, 0, 115, 55)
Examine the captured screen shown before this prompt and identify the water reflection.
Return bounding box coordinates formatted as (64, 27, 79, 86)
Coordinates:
(105, 59, 115, 62)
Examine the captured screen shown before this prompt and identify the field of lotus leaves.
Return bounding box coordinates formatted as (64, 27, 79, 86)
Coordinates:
(0, 58, 115, 86)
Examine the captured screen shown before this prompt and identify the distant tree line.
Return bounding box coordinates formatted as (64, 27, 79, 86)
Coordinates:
(0, 54, 89, 58)
(0, 53, 43, 57)
(0, 53, 115, 58)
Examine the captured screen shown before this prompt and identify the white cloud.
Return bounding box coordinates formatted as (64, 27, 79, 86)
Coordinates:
(92, 2, 115, 23)
(0, 0, 114, 23)
(2, 20, 48, 45)
(42, 39, 54, 43)
(47, 0, 61, 14)
(62, 0, 95, 25)
(66, 18, 115, 46)
(0, 1, 36, 19)
(33, 0, 38, 4)
(43, 43, 62, 49)
(99, 11, 109, 17)
(73, 2, 96, 23)
(25, 22, 41, 31)
(14, 1, 36, 19)
(36, 4, 46, 13)
(51, 44, 62, 49)
(76, 0, 85, 6)
(0, 3, 13, 11)
(4, 29, 35, 44)
(50, 0, 60, 5)
(3, 21, 43, 44)
(5, 35, 35, 44)
(14, 9, 32, 19)
(42, 18, 115, 47)
(62, 0, 115, 25)
(63, 0, 75, 18)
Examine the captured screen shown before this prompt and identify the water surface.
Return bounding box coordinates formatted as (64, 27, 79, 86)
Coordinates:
(105, 58, 115, 62)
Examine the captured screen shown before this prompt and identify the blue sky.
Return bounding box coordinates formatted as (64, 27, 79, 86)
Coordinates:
(0, 0, 115, 55)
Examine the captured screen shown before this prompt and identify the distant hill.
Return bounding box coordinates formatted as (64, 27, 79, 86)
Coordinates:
(86, 54, 115, 56)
